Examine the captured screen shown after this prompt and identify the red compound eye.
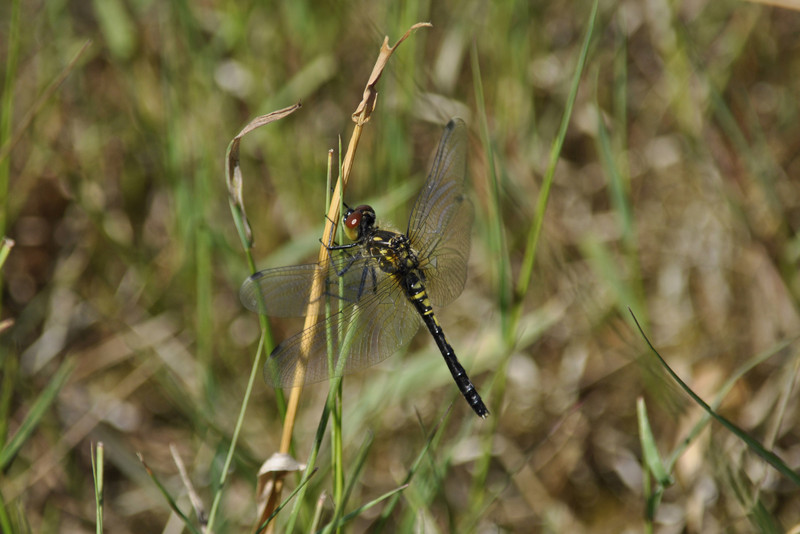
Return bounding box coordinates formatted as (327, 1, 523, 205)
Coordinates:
(345, 211, 362, 229)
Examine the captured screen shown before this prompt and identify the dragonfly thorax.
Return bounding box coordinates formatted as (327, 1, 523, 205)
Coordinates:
(367, 231, 419, 275)
(344, 204, 419, 275)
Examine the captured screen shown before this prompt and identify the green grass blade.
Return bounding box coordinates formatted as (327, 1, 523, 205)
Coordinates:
(749, 498, 781, 534)
(374, 408, 451, 530)
(580, 237, 643, 321)
(0, 39, 91, 166)
(332, 484, 409, 531)
(285, 395, 335, 532)
(255, 468, 319, 534)
(90, 442, 104, 534)
(0, 359, 74, 470)
(666, 338, 795, 471)
(472, 43, 510, 329)
(329, 137, 346, 534)
(206, 330, 268, 530)
(0, 237, 14, 270)
(637, 397, 669, 525)
(138, 453, 202, 534)
(630, 309, 800, 487)
(467, 0, 599, 516)
(0, 0, 22, 240)
(338, 432, 374, 523)
(593, 70, 645, 322)
(513, 0, 598, 314)
(0, 488, 12, 534)
(637, 398, 672, 487)
(0, 346, 16, 445)
(91, 0, 135, 60)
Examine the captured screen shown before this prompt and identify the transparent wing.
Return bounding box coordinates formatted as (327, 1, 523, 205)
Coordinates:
(407, 118, 472, 307)
(418, 196, 473, 307)
(239, 252, 384, 317)
(263, 272, 422, 387)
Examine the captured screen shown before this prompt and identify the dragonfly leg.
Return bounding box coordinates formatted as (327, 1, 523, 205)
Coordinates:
(334, 249, 363, 277)
(321, 277, 353, 304)
(369, 265, 378, 294)
(355, 264, 379, 300)
(326, 242, 359, 252)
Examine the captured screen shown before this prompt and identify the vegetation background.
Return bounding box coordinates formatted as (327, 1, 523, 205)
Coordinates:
(1, 0, 799, 532)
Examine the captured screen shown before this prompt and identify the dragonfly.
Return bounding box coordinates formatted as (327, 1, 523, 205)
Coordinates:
(240, 118, 488, 418)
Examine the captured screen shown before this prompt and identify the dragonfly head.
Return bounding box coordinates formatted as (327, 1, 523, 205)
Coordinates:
(343, 204, 376, 241)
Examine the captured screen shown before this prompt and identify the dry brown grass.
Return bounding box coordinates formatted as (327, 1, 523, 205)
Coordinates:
(1, 0, 800, 532)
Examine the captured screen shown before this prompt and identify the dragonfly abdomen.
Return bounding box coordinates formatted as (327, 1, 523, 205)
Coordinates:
(402, 272, 489, 418)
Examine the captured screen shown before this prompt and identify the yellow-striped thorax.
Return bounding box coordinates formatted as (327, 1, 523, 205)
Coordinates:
(342, 205, 420, 275)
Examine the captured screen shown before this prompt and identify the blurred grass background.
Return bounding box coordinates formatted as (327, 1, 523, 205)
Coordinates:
(2, 0, 800, 532)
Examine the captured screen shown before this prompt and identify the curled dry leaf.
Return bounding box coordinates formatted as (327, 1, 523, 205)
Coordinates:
(255, 453, 307, 521)
(351, 22, 432, 124)
(226, 102, 302, 248)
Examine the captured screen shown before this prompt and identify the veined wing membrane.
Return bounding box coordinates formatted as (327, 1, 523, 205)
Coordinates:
(264, 271, 422, 387)
(239, 253, 386, 317)
(418, 196, 473, 308)
(407, 119, 469, 262)
(407, 119, 471, 308)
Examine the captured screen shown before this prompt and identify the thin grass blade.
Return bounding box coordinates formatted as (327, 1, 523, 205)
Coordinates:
(138, 453, 202, 534)
(637, 398, 672, 487)
(91, 442, 104, 534)
(255, 468, 319, 534)
(331, 484, 409, 531)
(0, 359, 74, 470)
(630, 309, 800, 487)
